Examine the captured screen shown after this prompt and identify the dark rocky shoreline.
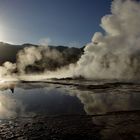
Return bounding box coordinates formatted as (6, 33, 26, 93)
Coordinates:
(0, 115, 99, 140)
(0, 111, 140, 140)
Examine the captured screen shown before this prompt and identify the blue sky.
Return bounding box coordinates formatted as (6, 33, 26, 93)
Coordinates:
(0, 0, 111, 47)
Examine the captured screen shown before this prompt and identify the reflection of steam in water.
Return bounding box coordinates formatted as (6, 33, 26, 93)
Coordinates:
(14, 82, 140, 116)
(60, 85, 140, 139)
(77, 93, 130, 115)
(58, 84, 140, 139)
(0, 80, 140, 120)
(0, 80, 140, 119)
(0, 94, 25, 119)
(57, 83, 140, 115)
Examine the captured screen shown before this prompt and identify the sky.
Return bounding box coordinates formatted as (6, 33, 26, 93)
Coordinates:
(0, 0, 111, 47)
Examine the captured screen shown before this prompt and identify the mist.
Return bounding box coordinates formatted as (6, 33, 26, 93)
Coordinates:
(19, 0, 140, 81)
(74, 0, 140, 80)
(0, 0, 140, 81)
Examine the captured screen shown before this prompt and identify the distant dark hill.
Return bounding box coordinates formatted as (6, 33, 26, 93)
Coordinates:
(25, 45, 83, 73)
(0, 42, 21, 65)
(0, 42, 84, 70)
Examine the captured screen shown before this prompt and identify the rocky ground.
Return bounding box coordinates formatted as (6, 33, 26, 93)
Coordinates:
(0, 112, 140, 140)
(0, 115, 100, 140)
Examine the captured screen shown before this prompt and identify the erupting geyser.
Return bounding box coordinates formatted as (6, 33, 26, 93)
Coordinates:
(74, 0, 140, 80)
(0, 0, 140, 81)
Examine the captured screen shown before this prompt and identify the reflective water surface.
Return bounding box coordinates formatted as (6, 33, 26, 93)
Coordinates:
(0, 80, 140, 139)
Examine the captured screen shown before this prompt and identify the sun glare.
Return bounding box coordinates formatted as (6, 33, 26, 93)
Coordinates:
(0, 25, 12, 43)
(0, 25, 6, 42)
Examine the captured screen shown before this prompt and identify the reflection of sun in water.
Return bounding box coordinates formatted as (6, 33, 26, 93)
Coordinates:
(0, 95, 15, 118)
(0, 101, 2, 109)
(0, 98, 4, 113)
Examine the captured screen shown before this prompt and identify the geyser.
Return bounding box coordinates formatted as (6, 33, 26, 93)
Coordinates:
(0, 0, 140, 81)
(74, 0, 140, 80)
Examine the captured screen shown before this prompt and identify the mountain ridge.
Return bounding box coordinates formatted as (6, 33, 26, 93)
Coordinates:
(0, 42, 84, 72)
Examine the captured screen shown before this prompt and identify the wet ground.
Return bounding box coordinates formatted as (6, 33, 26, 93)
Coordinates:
(0, 79, 140, 139)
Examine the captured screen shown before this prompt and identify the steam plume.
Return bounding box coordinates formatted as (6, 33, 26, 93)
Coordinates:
(16, 45, 80, 75)
(74, 0, 140, 80)
(0, 61, 16, 78)
(0, 0, 140, 81)
(17, 46, 42, 74)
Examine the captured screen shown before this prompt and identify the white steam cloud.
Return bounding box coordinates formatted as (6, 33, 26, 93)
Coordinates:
(17, 46, 42, 74)
(17, 45, 65, 73)
(0, 61, 16, 78)
(0, 0, 140, 81)
(74, 0, 140, 80)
